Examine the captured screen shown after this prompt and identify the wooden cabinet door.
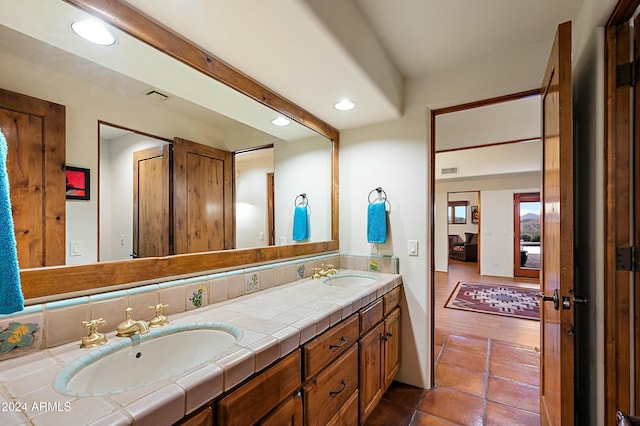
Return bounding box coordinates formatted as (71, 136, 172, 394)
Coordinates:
(176, 406, 212, 426)
(259, 393, 303, 426)
(173, 137, 234, 254)
(133, 145, 172, 258)
(218, 350, 300, 426)
(358, 322, 384, 423)
(383, 307, 400, 388)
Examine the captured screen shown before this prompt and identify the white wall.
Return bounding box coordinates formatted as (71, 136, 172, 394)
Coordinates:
(235, 149, 274, 249)
(274, 135, 332, 245)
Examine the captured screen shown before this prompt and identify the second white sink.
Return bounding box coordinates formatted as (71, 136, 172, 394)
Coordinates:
(55, 322, 242, 396)
(322, 273, 379, 288)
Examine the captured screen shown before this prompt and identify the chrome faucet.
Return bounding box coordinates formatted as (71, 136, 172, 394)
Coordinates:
(116, 307, 150, 337)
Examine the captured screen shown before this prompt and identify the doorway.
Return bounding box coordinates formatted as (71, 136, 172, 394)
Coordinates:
(430, 90, 543, 389)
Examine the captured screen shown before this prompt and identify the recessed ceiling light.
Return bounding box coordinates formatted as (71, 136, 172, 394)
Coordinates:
(334, 99, 356, 111)
(271, 116, 291, 126)
(71, 20, 116, 46)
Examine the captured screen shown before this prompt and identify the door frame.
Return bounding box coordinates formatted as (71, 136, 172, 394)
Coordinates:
(604, 0, 640, 421)
(514, 192, 541, 278)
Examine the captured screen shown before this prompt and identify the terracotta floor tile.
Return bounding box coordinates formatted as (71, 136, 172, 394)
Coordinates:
(382, 381, 428, 410)
(446, 334, 489, 355)
(489, 356, 539, 387)
(410, 411, 460, 425)
(438, 347, 487, 373)
(490, 341, 539, 366)
(435, 363, 486, 397)
(364, 398, 414, 426)
(416, 387, 485, 426)
(485, 401, 540, 426)
(486, 376, 540, 413)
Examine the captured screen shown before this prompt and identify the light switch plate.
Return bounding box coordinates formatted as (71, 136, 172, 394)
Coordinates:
(408, 240, 418, 256)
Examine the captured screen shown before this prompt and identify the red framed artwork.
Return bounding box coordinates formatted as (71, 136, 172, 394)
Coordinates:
(65, 166, 90, 200)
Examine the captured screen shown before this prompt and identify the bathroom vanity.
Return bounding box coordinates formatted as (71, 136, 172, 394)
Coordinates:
(0, 269, 401, 426)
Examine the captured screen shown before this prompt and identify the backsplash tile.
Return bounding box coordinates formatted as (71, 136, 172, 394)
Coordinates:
(89, 297, 128, 335)
(259, 267, 274, 290)
(0, 314, 42, 361)
(159, 285, 186, 316)
(244, 271, 260, 294)
(186, 283, 208, 310)
(127, 291, 159, 322)
(227, 273, 245, 299)
(209, 276, 228, 304)
(45, 303, 90, 347)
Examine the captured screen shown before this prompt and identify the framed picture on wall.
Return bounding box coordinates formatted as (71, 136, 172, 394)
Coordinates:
(471, 205, 479, 224)
(65, 166, 90, 200)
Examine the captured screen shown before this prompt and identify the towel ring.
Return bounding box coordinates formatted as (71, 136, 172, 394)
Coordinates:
(295, 193, 308, 207)
(368, 187, 391, 211)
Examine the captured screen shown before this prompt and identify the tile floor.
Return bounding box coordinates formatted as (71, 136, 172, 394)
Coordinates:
(364, 332, 540, 425)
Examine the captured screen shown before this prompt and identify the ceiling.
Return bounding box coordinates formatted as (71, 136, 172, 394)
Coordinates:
(123, 1, 584, 131)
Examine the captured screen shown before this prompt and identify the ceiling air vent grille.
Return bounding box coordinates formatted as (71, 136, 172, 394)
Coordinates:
(144, 89, 169, 102)
(441, 166, 459, 175)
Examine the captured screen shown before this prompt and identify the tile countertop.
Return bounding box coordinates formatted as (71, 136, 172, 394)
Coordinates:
(0, 270, 402, 426)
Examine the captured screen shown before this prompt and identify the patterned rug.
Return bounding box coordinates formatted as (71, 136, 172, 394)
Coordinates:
(444, 282, 540, 321)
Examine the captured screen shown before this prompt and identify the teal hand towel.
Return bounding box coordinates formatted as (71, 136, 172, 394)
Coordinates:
(292, 205, 309, 241)
(0, 130, 24, 314)
(367, 202, 387, 244)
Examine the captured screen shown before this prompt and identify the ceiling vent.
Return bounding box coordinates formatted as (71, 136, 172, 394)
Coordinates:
(144, 89, 169, 102)
(441, 166, 459, 175)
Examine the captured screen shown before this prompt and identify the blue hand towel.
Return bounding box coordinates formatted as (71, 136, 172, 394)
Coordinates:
(0, 130, 24, 314)
(292, 205, 309, 241)
(367, 201, 387, 244)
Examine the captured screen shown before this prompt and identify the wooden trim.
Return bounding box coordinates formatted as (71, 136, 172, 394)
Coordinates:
(435, 137, 539, 154)
(432, 89, 540, 117)
(22, 241, 338, 299)
(98, 120, 173, 143)
(607, 0, 640, 26)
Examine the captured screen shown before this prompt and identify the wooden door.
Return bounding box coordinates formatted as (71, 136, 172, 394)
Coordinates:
(0, 88, 65, 268)
(132, 144, 172, 258)
(383, 307, 400, 388)
(173, 138, 234, 254)
(538, 21, 575, 425)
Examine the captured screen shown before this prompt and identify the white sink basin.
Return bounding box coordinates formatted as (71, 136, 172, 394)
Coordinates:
(55, 322, 241, 396)
(322, 273, 379, 288)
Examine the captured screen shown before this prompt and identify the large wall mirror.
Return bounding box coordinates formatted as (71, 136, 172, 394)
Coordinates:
(1, 0, 338, 302)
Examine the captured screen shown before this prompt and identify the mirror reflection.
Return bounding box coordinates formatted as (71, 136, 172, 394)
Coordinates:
(0, 0, 332, 269)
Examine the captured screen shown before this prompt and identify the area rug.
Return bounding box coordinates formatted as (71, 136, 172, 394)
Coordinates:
(444, 282, 540, 320)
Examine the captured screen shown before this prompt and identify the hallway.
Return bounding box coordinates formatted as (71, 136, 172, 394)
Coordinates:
(365, 261, 541, 425)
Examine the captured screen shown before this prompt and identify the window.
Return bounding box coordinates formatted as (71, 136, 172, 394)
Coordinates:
(447, 201, 468, 224)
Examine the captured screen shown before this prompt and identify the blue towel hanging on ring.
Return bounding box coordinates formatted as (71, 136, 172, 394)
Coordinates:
(292, 205, 309, 241)
(367, 201, 387, 244)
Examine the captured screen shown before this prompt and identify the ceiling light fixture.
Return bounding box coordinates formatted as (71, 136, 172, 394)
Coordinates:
(71, 20, 116, 46)
(271, 116, 291, 126)
(334, 99, 356, 111)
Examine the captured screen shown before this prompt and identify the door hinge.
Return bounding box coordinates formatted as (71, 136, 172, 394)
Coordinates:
(616, 246, 639, 271)
(616, 61, 639, 88)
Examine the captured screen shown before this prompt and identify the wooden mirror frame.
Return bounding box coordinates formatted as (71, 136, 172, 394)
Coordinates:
(20, 0, 339, 300)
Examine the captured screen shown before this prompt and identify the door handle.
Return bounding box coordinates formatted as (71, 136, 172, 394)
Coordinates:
(536, 288, 559, 310)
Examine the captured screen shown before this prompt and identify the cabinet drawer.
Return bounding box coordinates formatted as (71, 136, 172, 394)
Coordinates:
(259, 393, 303, 426)
(303, 345, 358, 426)
(218, 350, 301, 426)
(383, 286, 401, 316)
(326, 389, 358, 426)
(303, 314, 359, 380)
(360, 298, 383, 335)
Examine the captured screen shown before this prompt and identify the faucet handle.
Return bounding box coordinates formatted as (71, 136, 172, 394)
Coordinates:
(148, 303, 169, 327)
(80, 318, 107, 348)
